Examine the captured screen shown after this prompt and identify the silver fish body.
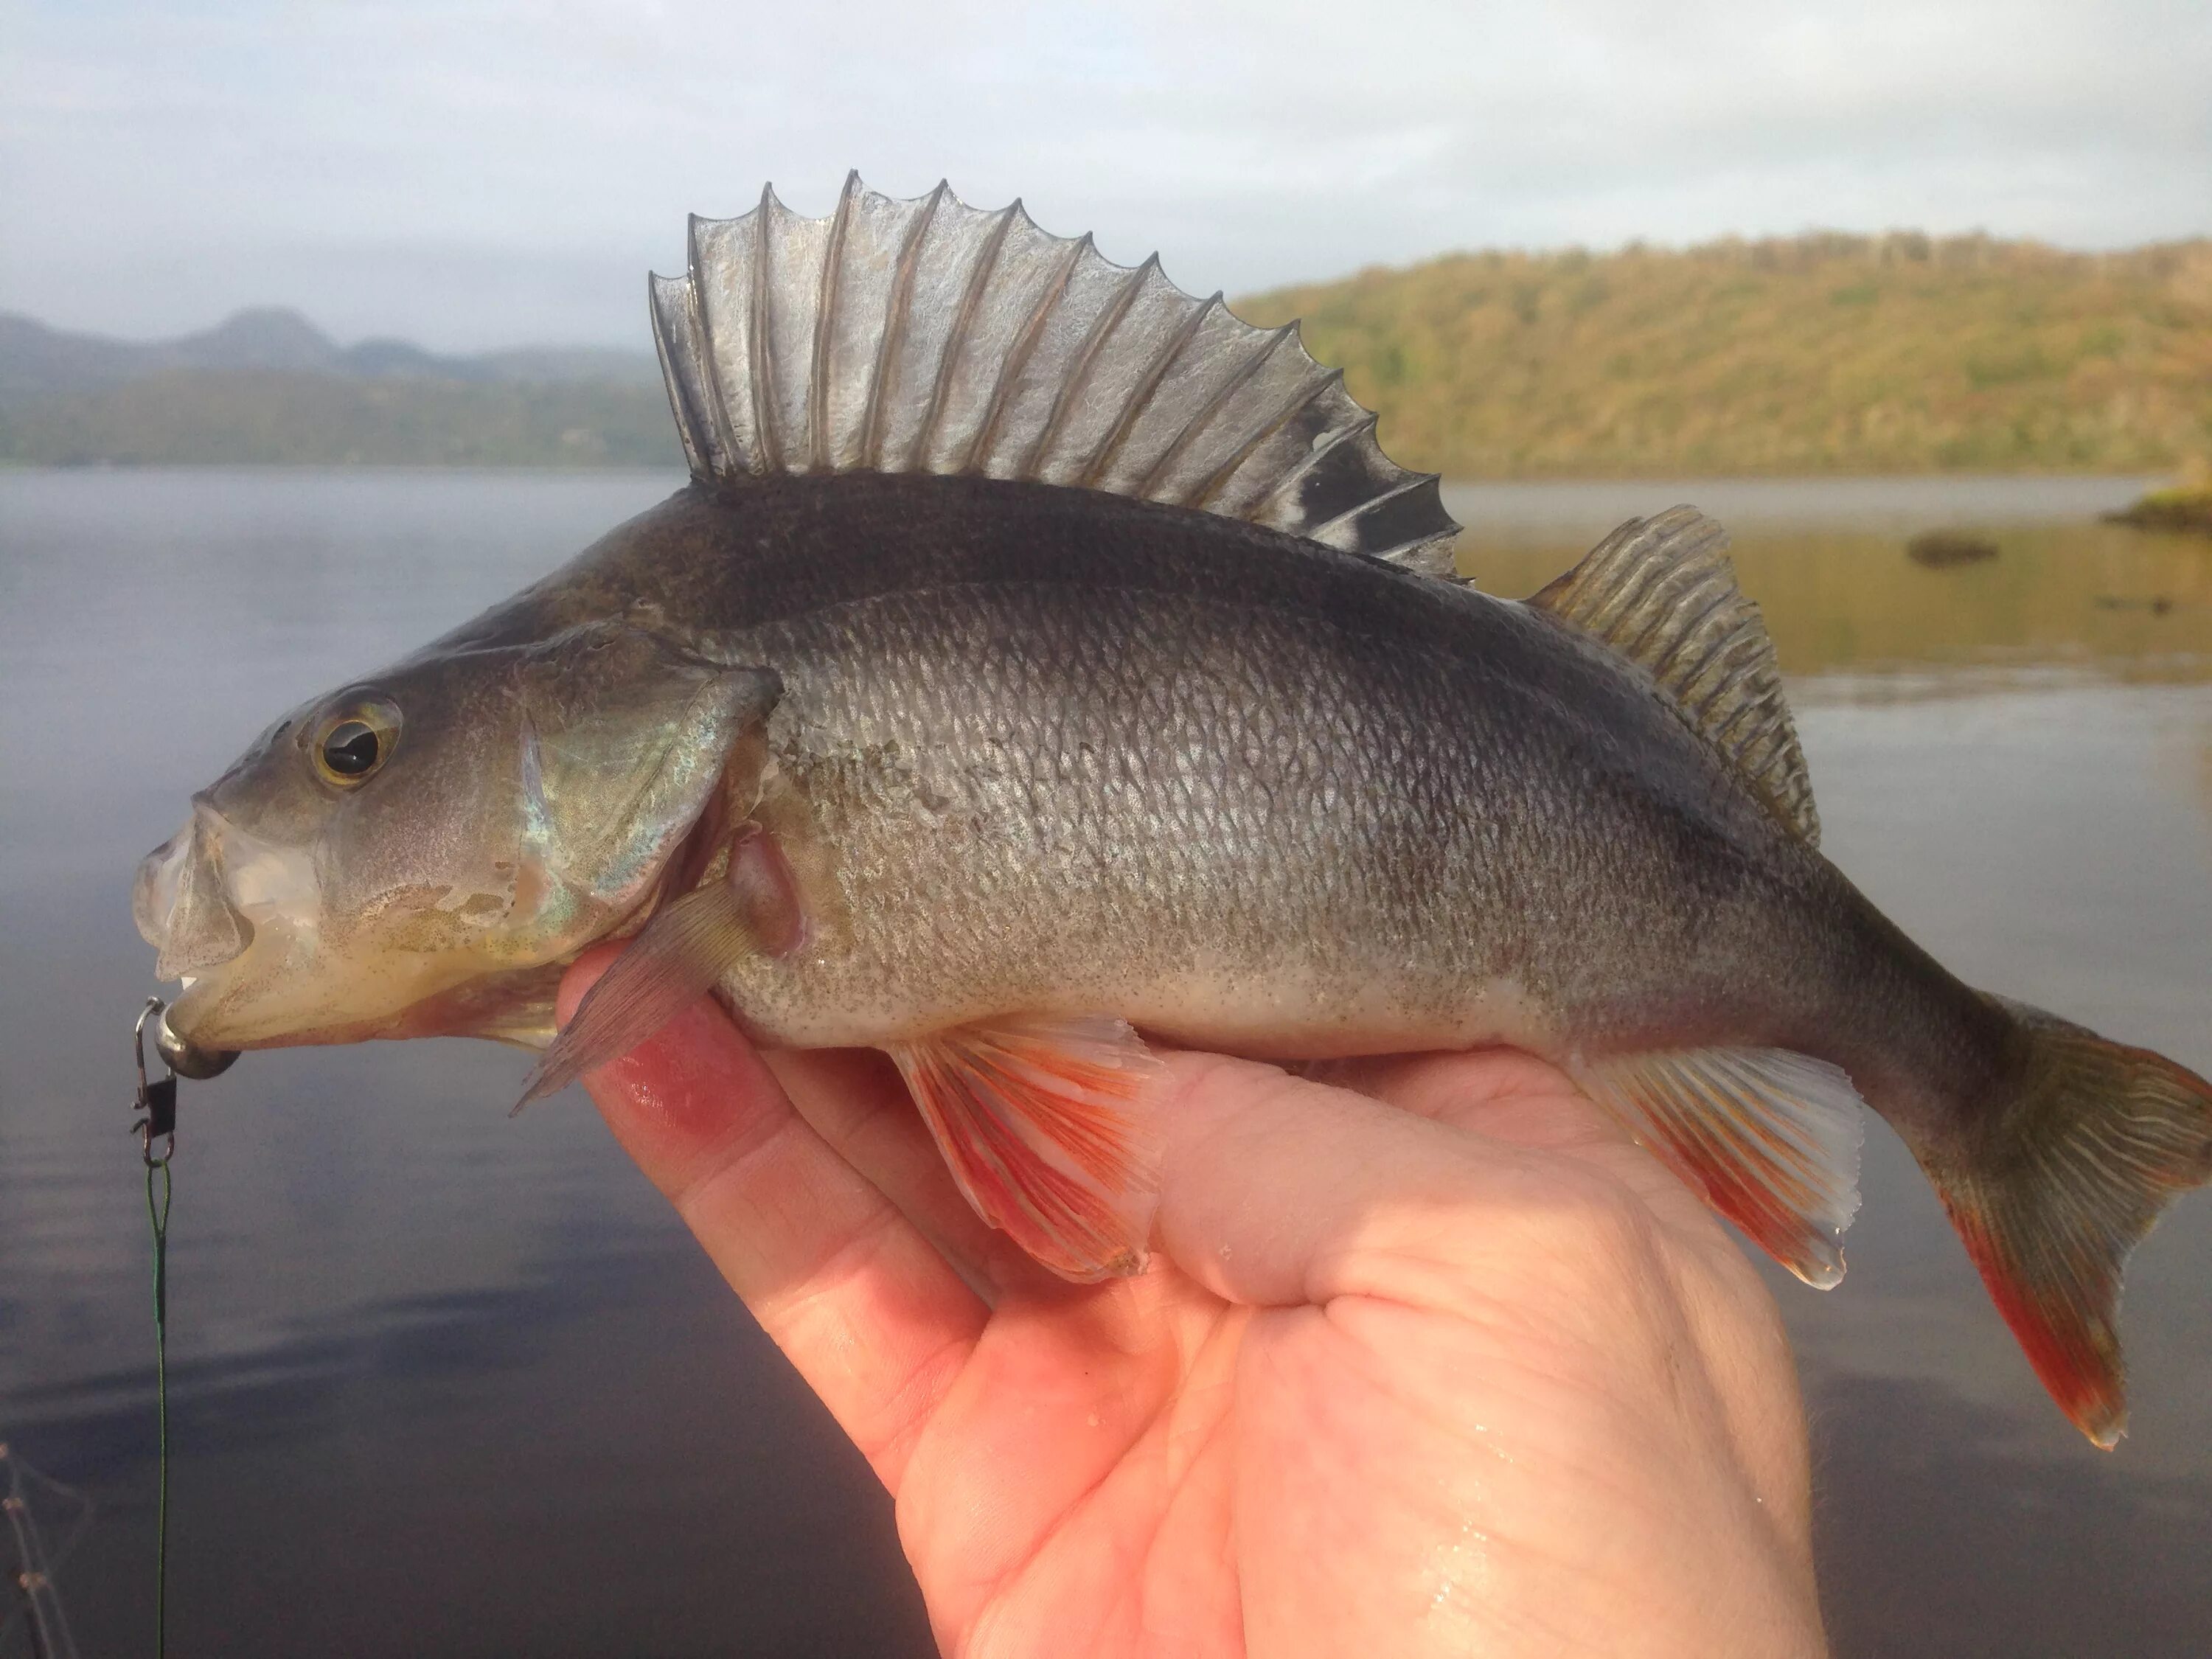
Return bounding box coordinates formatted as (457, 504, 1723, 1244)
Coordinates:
(479, 474, 1985, 1121)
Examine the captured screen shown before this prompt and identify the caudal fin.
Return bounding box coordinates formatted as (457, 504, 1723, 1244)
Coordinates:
(1921, 1001, 2212, 1447)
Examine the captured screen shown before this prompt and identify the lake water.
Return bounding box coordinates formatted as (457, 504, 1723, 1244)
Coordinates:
(4, 468, 2210, 1657)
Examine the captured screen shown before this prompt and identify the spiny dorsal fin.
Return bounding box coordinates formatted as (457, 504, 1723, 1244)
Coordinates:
(650, 173, 1462, 577)
(1530, 507, 1820, 845)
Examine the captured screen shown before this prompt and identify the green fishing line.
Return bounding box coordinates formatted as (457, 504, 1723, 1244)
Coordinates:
(144, 1150, 171, 1659)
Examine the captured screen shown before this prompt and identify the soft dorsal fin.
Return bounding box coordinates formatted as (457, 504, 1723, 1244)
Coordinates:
(649, 173, 1462, 577)
(1530, 507, 1820, 844)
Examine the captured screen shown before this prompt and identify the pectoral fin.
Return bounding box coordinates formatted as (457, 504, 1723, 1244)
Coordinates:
(1575, 1046, 1866, 1288)
(517, 824, 806, 1109)
(888, 1016, 1164, 1282)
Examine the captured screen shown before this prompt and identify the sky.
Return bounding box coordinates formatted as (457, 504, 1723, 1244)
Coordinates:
(5, 0, 2209, 352)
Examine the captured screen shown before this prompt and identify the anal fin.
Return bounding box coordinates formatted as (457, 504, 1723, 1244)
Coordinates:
(1576, 1046, 1865, 1288)
(888, 1016, 1164, 1282)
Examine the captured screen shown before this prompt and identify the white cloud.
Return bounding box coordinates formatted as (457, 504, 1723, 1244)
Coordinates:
(3, 0, 2206, 349)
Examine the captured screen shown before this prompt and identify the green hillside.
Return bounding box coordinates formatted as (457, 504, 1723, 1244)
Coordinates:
(1237, 233, 2212, 479)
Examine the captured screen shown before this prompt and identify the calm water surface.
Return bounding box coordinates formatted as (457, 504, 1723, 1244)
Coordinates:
(4, 470, 2209, 1656)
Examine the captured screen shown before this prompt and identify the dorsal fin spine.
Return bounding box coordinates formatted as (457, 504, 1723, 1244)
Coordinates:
(748, 184, 782, 475)
(967, 231, 1091, 474)
(1258, 411, 1377, 518)
(1020, 254, 1153, 478)
(1188, 361, 1337, 510)
(1308, 469, 1432, 543)
(652, 177, 1462, 574)
(914, 200, 1020, 468)
(809, 173, 860, 473)
(1079, 291, 1221, 488)
(862, 182, 944, 472)
(682, 215, 745, 475)
(648, 273, 712, 479)
(1136, 321, 1294, 500)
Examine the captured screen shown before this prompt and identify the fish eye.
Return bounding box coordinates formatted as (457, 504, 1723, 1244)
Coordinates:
(312, 699, 401, 787)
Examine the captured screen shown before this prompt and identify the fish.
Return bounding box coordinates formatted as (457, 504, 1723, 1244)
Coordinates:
(135, 175, 2212, 1448)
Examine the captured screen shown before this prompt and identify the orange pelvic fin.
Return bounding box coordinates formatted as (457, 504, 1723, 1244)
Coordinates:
(1576, 1046, 1865, 1290)
(888, 1016, 1164, 1282)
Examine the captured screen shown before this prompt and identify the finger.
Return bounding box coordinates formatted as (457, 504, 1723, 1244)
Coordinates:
(1169, 1053, 1819, 1533)
(1150, 1051, 1577, 1310)
(1313, 1051, 1731, 1239)
(763, 1046, 1063, 1302)
(1307, 1048, 1624, 1148)
(560, 947, 985, 1488)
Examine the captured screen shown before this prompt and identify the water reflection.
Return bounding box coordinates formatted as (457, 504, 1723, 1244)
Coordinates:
(3, 470, 2208, 1657)
(1445, 478, 2212, 678)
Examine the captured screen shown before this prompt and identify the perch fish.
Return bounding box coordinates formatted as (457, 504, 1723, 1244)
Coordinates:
(136, 176, 2212, 1447)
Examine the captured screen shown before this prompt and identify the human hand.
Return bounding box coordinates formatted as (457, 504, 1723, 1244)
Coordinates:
(559, 947, 1826, 1658)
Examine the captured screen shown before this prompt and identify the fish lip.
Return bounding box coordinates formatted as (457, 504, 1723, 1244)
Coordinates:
(133, 822, 192, 949)
(139, 797, 261, 983)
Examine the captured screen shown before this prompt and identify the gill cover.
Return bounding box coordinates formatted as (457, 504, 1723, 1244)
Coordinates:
(501, 625, 783, 959)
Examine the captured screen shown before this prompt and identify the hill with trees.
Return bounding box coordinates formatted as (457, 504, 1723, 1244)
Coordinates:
(1237, 233, 2212, 478)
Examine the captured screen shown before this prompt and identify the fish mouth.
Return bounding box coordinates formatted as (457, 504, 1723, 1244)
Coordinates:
(136, 797, 332, 1047)
(136, 794, 543, 1051)
(135, 799, 257, 982)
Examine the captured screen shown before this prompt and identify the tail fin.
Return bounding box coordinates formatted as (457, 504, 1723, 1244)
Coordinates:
(1919, 1001, 2212, 1447)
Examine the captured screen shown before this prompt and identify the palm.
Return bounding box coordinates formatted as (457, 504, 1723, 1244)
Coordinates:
(897, 1265, 1248, 1653)
(563, 953, 1825, 1657)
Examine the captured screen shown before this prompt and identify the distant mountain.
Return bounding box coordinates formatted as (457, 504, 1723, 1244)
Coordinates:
(0, 307, 663, 403)
(0, 307, 675, 465)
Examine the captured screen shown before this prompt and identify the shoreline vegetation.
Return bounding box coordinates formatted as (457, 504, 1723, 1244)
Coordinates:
(2, 232, 2207, 479)
(2105, 481, 2212, 535)
(1241, 232, 2211, 481)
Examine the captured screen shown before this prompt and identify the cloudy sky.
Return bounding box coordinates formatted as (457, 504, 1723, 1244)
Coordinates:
(6, 0, 2208, 352)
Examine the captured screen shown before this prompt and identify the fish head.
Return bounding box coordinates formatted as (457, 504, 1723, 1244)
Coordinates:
(135, 621, 779, 1052)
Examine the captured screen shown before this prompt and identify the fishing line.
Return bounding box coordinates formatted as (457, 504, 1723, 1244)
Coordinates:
(131, 1000, 179, 1659)
(142, 1158, 171, 1659)
(128, 997, 236, 1658)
